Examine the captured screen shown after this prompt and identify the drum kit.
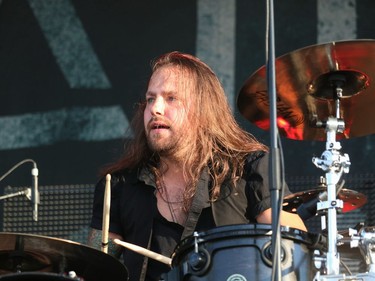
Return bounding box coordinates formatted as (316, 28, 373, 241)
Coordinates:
(236, 39, 375, 280)
(1, 39, 375, 281)
(167, 39, 375, 280)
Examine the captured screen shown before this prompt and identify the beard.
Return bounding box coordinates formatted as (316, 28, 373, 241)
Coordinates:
(146, 131, 182, 156)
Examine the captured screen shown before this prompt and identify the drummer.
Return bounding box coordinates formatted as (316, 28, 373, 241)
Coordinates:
(88, 51, 307, 281)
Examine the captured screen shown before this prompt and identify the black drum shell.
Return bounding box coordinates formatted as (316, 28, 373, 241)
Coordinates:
(170, 224, 317, 281)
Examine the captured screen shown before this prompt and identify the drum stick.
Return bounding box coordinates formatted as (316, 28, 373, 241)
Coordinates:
(101, 174, 111, 253)
(114, 238, 172, 266)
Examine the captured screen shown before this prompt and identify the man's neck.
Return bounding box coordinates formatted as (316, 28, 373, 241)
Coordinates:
(159, 156, 187, 188)
(160, 157, 183, 176)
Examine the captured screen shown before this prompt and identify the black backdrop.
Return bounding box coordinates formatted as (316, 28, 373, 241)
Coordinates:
(1, 0, 375, 233)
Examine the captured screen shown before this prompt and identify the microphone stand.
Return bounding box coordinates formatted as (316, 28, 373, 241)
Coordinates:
(0, 187, 31, 201)
(266, 0, 282, 280)
(0, 159, 39, 221)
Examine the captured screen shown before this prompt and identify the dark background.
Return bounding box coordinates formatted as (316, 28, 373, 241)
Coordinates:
(0, 0, 375, 244)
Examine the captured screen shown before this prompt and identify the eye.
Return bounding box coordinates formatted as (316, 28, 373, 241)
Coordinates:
(167, 96, 177, 102)
(146, 97, 155, 104)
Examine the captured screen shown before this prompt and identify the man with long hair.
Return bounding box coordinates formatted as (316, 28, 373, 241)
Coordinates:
(88, 51, 306, 281)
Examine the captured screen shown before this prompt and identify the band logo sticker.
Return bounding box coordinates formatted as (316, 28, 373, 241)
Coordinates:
(226, 274, 247, 281)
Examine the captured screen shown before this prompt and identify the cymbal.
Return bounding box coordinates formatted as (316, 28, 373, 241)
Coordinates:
(283, 188, 367, 213)
(238, 39, 375, 141)
(0, 232, 128, 281)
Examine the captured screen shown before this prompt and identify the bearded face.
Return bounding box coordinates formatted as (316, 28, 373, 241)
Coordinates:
(144, 66, 194, 158)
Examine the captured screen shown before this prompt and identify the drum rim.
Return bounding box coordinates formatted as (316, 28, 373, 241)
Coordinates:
(188, 223, 312, 241)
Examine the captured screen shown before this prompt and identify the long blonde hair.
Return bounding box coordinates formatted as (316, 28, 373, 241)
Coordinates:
(103, 51, 268, 208)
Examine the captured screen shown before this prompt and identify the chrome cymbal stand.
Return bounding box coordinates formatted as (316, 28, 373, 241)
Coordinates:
(312, 81, 351, 276)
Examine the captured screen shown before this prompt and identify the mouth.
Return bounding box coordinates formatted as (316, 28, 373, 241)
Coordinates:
(150, 122, 170, 130)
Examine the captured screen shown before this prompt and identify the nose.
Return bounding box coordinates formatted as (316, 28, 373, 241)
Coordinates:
(150, 97, 165, 116)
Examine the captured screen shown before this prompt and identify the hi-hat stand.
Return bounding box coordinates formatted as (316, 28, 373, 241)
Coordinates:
(312, 76, 351, 276)
(312, 74, 375, 281)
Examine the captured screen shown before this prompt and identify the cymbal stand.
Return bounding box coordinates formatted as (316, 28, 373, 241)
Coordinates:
(312, 80, 351, 277)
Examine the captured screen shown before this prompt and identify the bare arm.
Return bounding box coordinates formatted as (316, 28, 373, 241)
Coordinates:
(87, 227, 124, 258)
(256, 208, 307, 232)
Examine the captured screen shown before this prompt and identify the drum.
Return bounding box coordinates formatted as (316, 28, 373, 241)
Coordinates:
(170, 224, 317, 281)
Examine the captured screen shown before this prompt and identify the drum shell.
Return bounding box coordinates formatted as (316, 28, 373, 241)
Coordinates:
(171, 224, 316, 281)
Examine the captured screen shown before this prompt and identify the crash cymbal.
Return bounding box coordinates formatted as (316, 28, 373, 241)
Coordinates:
(0, 272, 78, 280)
(0, 233, 128, 281)
(238, 39, 375, 141)
(283, 188, 367, 213)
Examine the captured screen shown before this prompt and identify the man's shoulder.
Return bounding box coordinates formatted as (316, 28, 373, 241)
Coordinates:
(245, 150, 267, 164)
(93, 168, 139, 189)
